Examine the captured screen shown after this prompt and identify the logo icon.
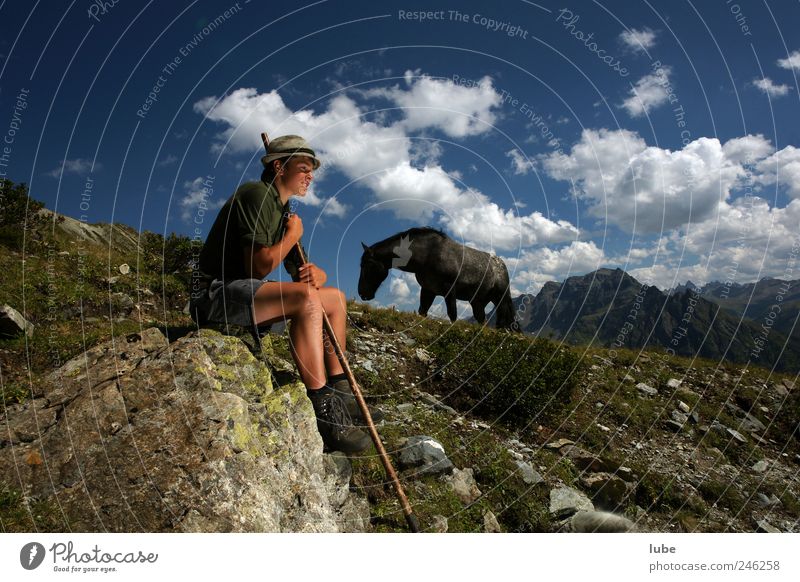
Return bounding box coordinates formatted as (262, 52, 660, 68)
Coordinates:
(20, 542, 46, 570)
(392, 235, 413, 268)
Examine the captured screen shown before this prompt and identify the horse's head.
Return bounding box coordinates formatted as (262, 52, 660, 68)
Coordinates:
(358, 242, 390, 300)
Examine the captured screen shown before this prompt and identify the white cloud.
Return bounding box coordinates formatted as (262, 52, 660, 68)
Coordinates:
(195, 80, 579, 251)
(621, 67, 672, 117)
(721, 134, 774, 164)
(619, 27, 658, 53)
(755, 145, 800, 198)
(389, 273, 412, 301)
(369, 70, 502, 138)
(777, 50, 800, 71)
(504, 240, 608, 295)
(157, 154, 178, 167)
(753, 77, 791, 97)
(506, 149, 535, 175)
(180, 177, 225, 222)
(46, 158, 100, 178)
(540, 128, 759, 233)
(296, 186, 349, 218)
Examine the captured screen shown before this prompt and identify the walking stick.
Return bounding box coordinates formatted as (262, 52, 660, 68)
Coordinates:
(260, 132, 420, 533)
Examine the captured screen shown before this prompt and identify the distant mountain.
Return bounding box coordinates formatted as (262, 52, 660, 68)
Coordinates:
(505, 269, 798, 371)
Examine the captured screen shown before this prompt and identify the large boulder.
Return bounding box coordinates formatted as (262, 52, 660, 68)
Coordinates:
(0, 328, 369, 532)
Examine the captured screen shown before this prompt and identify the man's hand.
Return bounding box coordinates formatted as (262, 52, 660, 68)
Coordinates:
(298, 263, 326, 288)
(284, 213, 303, 245)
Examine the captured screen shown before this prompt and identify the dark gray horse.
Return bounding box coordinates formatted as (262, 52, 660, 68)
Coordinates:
(358, 227, 517, 329)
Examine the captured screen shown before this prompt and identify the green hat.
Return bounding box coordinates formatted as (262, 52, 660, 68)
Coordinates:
(261, 134, 321, 170)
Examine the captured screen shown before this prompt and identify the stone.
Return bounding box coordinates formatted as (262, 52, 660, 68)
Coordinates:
(751, 460, 769, 473)
(118, 263, 130, 275)
(430, 515, 448, 533)
(738, 412, 766, 434)
(678, 401, 690, 413)
(483, 510, 502, 533)
(560, 445, 611, 472)
(623, 374, 635, 383)
(415, 348, 432, 364)
(664, 420, 684, 433)
(671, 410, 689, 424)
(398, 435, 454, 476)
(636, 383, 658, 397)
(570, 510, 636, 532)
(550, 487, 594, 519)
(580, 473, 629, 509)
(0, 304, 34, 338)
(0, 328, 370, 532)
(448, 467, 482, 504)
(396, 403, 414, 414)
(773, 384, 789, 397)
(666, 378, 682, 389)
(726, 428, 747, 443)
(515, 460, 545, 486)
(756, 519, 781, 533)
(544, 438, 575, 450)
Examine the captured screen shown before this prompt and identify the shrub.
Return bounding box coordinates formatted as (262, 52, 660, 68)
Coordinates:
(427, 322, 581, 426)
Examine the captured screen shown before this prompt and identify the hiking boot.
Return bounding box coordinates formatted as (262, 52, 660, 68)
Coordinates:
(309, 390, 371, 454)
(332, 379, 385, 424)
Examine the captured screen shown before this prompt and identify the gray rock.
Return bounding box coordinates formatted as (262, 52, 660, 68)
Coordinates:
(678, 401, 691, 413)
(671, 410, 689, 424)
(550, 487, 594, 519)
(515, 460, 545, 485)
(751, 460, 769, 473)
(561, 445, 615, 472)
(0, 304, 34, 338)
(398, 435, 454, 476)
(448, 467, 482, 504)
(756, 519, 781, 533)
(430, 514, 448, 533)
(396, 403, 414, 414)
(726, 428, 747, 443)
(738, 412, 766, 434)
(666, 378, 682, 389)
(773, 384, 789, 397)
(570, 510, 637, 532)
(415, 348, 432, 364)
(755, 493, 781, 508)
(636, 382, 658, 397)
(0, 328, 370, 532)
(483, 510, 502, 533)
(545, 438, 575, 450)
(664, 420, 684, 433)
(580, 473, 630, 509)
(623, 374, 635, 383)
(360, 359, 376, 373)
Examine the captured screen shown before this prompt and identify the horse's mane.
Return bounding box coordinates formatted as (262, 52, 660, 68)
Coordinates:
(372, 226, 447, 247)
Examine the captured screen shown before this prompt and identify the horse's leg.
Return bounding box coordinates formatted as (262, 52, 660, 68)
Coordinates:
(418, 287, 436, 317)
(471, 300, 487, 324)
(445, 293, 457, 322)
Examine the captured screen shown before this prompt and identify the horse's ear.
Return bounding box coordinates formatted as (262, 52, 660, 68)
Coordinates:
(361, 242, 371, 254)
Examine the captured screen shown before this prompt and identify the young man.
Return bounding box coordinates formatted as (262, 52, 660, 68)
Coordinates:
(190, 135, 382, 454)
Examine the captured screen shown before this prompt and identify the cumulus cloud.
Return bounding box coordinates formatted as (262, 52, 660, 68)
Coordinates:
(755, 145, 800, 198)
(621, 68, 672, 117)
(180, 177, 226, 223)
(619, 27, 658, 52)
(368, 70, 502, 137)
(46, 158, 100, 178)
(504, 240, 608, 295)
(539, 128, 763, 233)
(753, 77, 791, 97)
(194, 77, 579, 251)
(506, 149, 535, 175)
(777, 50, 800, 71)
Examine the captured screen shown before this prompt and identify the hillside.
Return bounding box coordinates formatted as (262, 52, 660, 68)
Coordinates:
(1, 182, 799, 533)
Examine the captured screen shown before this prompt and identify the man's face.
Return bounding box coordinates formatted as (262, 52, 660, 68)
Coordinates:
(280, 157, 314, 196)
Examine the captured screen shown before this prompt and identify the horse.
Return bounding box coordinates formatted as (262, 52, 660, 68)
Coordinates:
(358, 227, 518, 330)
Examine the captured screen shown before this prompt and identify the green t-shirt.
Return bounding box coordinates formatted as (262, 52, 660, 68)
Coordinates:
(197, 180, 305, 282)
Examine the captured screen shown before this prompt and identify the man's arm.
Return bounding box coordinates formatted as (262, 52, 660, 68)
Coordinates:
(243, 232, 298, 280)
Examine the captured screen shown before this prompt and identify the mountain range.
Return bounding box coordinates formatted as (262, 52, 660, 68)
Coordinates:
(504, 268, 798, 372)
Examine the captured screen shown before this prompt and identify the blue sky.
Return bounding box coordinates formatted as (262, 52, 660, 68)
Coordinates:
(2, 0, 799, 316)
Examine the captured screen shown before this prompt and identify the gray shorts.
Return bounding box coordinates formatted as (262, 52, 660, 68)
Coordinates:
(190, 278, 281, 329)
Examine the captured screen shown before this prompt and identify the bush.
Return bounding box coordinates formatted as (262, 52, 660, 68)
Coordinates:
(0, 179, 50, 249)
(427, 323, 581, 426)
(141, 231, 195, 274)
